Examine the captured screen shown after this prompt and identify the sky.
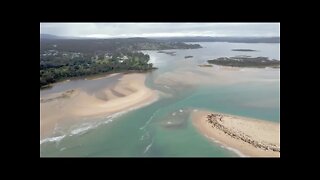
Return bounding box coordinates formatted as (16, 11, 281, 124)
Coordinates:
(40, 23, 280, 38)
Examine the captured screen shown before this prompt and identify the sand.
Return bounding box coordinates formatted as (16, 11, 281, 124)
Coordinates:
(40, 73, 158, 139)
(154, 65, 278, 87)
(191, 110, 280, 157)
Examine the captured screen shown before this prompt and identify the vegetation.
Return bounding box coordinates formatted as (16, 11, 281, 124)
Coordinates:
(207, 56, 280, 68)
(40, 38, 202, 88)
(198, 64, 213, 67)
(40, 51, 154, 88)
(40, 38, 202, 54)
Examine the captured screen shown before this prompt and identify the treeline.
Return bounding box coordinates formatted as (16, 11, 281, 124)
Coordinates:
(40, 38, 202, 54)
(207, 56, 280, 68)
(40, 38, 202, 88)
(40, 52, 154, 88)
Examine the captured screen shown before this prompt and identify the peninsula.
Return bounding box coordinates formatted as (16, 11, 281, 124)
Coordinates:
(192, 110, 280, 157)
(40, 73, 158, 139)
(40, 37, 201, 88)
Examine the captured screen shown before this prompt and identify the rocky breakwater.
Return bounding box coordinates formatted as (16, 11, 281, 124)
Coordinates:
(207, 113, 280, 152)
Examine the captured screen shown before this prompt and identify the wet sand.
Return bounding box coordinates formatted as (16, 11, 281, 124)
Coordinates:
(154, 65, 278, 87)
(40, 73, 158, 139)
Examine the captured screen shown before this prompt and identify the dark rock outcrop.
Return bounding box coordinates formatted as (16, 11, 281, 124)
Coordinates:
(206, 113, 280, 152)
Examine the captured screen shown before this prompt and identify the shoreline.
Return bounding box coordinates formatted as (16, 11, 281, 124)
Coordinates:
(40, 73, 159, 140)
(40, 94, 158, 145)
(40, 70, 157, 90)
(191, 110, 280, 157)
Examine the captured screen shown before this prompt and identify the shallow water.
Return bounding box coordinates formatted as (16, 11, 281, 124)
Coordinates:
(40, 42, 280, 157)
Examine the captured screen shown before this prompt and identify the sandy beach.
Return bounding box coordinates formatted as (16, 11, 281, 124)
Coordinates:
(40, 73, 158, 139)
(191, 110, 280, 157)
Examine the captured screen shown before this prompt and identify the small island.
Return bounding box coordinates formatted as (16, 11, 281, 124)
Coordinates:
(207, 56, 280, 68)
(232, 49, 257, 52)
(198, 64, 213, 67)
(184, 56, 193, 59)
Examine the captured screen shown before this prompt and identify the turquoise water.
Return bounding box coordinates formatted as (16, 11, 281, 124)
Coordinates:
(40, 42, 280, 157)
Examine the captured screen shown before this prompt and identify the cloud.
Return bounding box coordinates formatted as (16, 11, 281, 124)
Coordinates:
(40, 23, 280, 38)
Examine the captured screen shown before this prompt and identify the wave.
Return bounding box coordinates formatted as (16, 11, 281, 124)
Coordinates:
(40, 135, 66, 145)
(41, 93, 159, 145)
(139, 115, 154, 130)
(71, 124, 93, 135)
(140, 109, 159, 130)
(205, 134, 221, 144)
(204, 134, 247, 157)
(70, 116, 116, 136)
(41, 117, 114, 145)
(224, 146, 247, 157)
(140, 131, 150, 141)
(75, 83, 160, 134)
(143, 139, 154, 153)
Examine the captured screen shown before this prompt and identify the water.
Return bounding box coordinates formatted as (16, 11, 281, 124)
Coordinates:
(40, 73, 123, 97)
(40, 42, 280, 157)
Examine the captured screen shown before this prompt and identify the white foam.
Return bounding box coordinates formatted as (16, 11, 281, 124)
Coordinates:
(60, 147, 66, 151)
(164, 85, 170, 89)
(172, 112, 176, 116)
(224, 146, 247, 157)
(70, 96, 159, 136)
(193, 109, 198, 112)
(70, 115, 118, 136)
(143, 139, 154, 153)
(205, 134, 221, 144)
(41, 114, 117, 145)
(204, 134, 247, 157)
(103, 119, 113, 124)
(179, 109, 183, 113)
(140, 110, 159, 130)
(140, 131, 150, 141)
(167, 121, 172, 124)
(71, 125, 93, 135)
(41, 90, 159, 145)
(40, 135, 66, 145)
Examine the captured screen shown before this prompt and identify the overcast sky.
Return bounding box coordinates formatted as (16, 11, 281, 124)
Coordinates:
(40, 23, 280, 38)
